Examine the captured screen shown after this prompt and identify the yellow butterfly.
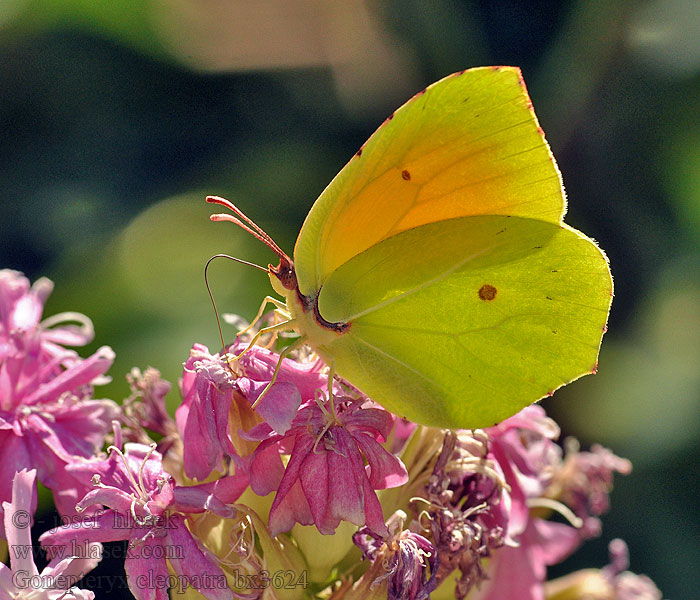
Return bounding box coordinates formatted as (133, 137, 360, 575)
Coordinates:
(209, 66, 612, 429)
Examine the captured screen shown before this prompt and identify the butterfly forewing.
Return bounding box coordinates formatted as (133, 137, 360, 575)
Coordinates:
(294, 67, 566, 297)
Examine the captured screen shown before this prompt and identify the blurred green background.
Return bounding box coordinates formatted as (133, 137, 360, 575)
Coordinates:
(1, 0, 698, 597)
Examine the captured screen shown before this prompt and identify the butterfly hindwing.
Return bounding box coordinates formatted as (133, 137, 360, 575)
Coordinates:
(316, 216, 612, 428)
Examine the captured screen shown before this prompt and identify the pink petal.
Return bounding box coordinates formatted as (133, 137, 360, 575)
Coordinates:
(24, 399, 119, 465)
(0, 431, 32, 534)
(41, 325, 93, 347)
(352, 431, 408, 489)
(40, 311, 95, 347)
(491, 441, 529, 538)
(268, 478, 314, 537)
(343, 406, 394, 441)
(268, 435, 315, 536)
(173, 473, 249, 517)
(181, 391, 220, 480)
(178, 347, 239, 481)
(243, 380, 301, 435)
(357, 474, 389, 538)
(30, 276, 54, 307)
(43, 542, 102, 585)
(487, 405, 557, 440)
(124, 535, 170, 600)
(22, 346, 115, 406)
(76, 487, 135, 515)
(20, 428, 93, 518)
(49, 398, 121, 453)
(238, 421, 275, 442)
(248, 437, 285, 496)
(528, 519, 581, 568)
(0, 563, 16, 596)
(11, 289, 44, 330)
(0, 270, 31, 327)
(40, 509, 130, 547)
(209, 383, 239, 460)
(237, 343, 327, 400)
(3, 469, 38, 576)
(175, 364, 195, 434)
(478, 541, 542, 600)
(332, 429, 387, 537)
(478, 518, 581, 600)
(300, 449, 335, 533)
(167, 515, 235, 600)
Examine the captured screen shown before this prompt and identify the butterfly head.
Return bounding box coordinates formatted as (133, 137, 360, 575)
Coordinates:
(269, 255, 297, 295)
(207, 195, 298, 295)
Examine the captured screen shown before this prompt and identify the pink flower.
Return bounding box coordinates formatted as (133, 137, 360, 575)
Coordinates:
(39, 438, 246, 600)
(248, 396, 408, 537)
(177, 344, 241, 481)
(354, 512, 438, 600)
(0, 270, 119, 525)
(419, 406, 627, 599)
(443, 406, 631, 600)
(176, 342, 325, 481)
(472, 517, 580, 600)
(422, 430, 510, 597)
(121, 367, 176, 444)
(389, 417, 417, 454)
(1, 469, 101, 600)
(466, 407, 582, 600)
(553, 440, 632, 538)
(603, 539, 662, 600)
(231, 339, 328, 407)
(543, 538, 662, 600)
(486, 405, 564, 540)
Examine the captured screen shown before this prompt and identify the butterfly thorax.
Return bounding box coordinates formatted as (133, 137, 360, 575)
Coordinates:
(269, 260, 349, 355)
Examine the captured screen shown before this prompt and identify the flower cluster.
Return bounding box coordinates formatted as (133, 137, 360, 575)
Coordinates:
(0, 269, 662, 600)
(0, 269, 118, 527)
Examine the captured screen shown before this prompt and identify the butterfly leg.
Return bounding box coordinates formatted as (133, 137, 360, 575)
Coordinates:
(236, 295, 288, 339)
(250, 336, 306, 410)
(261, 306, 293, 351)
(326, 362, 337, 418)
(233, 318, 298, 361)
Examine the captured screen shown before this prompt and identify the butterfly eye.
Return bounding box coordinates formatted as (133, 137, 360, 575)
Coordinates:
(270, 257, 298, 291)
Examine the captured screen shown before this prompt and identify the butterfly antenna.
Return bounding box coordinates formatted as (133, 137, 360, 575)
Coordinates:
(204, 254, 268, 366)
(207, 196, 291, 263)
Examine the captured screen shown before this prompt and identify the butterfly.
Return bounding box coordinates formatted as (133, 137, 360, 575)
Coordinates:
(208, 66, 612, 430)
